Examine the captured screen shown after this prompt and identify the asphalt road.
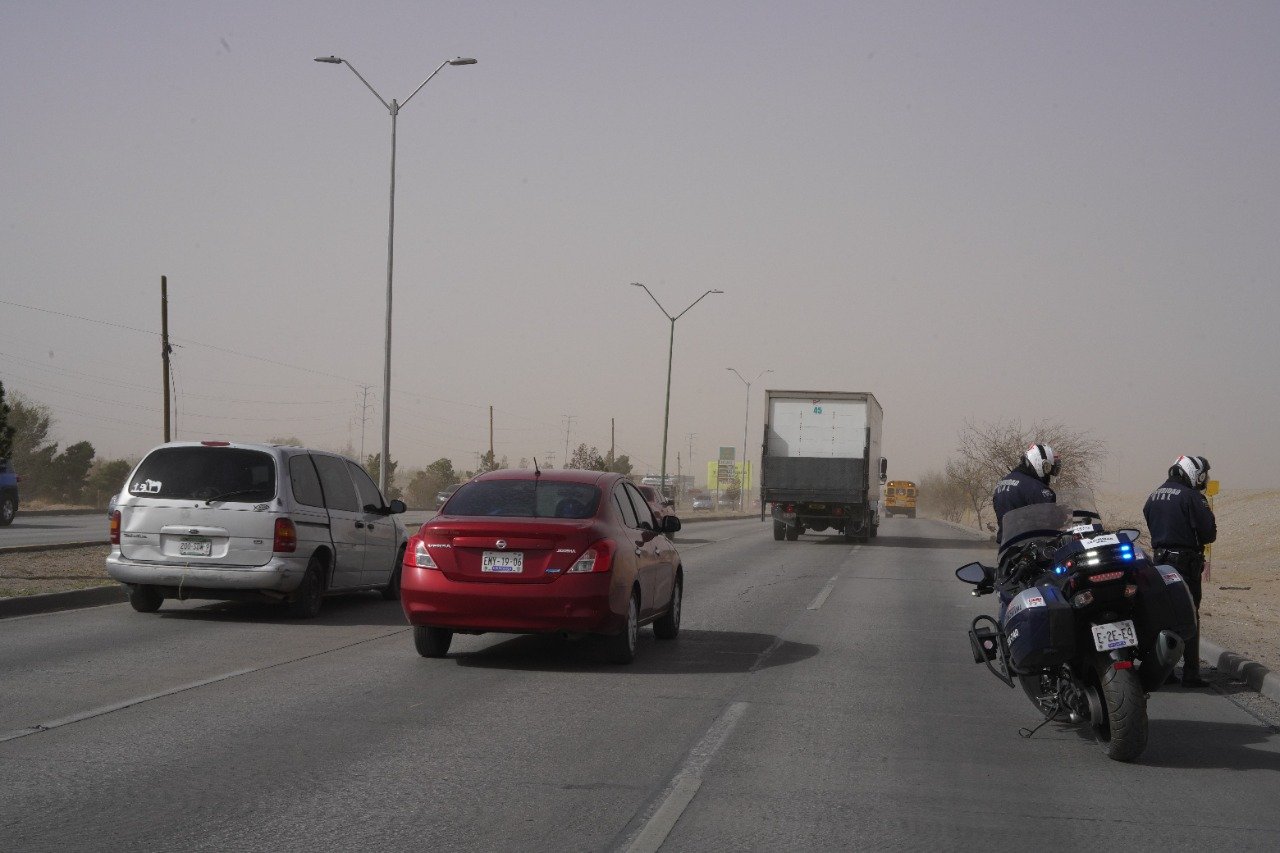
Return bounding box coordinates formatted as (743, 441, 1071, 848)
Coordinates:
(3, 516, 1279, 851)
(0, 512, 108, 548)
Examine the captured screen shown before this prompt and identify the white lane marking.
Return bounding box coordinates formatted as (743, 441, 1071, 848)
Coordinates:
(0, 628, 408, 743)
(622, 701, 750, 853)
(807, 575, 839, 610)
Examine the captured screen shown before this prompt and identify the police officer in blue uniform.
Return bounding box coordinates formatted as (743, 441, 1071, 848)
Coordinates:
(1144, 455, 1217, 687)
(991, 444, 1059, 617)
(993, 443, 1059, 543)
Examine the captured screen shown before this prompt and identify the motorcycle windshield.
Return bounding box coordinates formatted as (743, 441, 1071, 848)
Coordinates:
(997, 488, 1101, 555)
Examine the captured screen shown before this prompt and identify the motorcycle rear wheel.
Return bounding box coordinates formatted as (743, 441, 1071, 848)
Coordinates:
(1091, 665, 1148, 762)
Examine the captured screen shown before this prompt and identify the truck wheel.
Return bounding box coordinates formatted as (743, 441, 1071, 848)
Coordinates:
(908, 509, 916, 519)
(772, 521, 785, 541)
(0, 494, 16, 526)
(785, 524, 800, 541)
(843, 525, 858, 543)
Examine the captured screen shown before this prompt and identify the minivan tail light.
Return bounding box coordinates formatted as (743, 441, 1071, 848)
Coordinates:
(110, 510, 120, 545)
(273, 517, 298, 553)
(568, 540, 615, 574)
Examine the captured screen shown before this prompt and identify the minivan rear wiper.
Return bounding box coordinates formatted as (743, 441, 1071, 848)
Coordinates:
(205, 489, 265, 505)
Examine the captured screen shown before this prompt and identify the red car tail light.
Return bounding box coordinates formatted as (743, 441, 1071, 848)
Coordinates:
(567, 540, 615, 574)
(273, 517, 298, 553)
(110, 510, 120, 545)
(411, 539, 440, 569)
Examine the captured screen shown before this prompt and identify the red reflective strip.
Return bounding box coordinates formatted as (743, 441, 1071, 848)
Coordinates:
(1113, 661, 1134, 670)
(1090, 571, 1124, 583)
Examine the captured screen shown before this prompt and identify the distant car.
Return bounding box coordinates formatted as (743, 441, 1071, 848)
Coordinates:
(636, 484, 675, 523)
(435, 482, 463, 509)
(691, 494, 714, 511)
(0, 458, 18, 526)
(401, 468, 683, 664)
(106, 441, 408, 617)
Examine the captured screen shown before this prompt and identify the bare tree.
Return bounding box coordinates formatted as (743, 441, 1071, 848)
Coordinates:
(949, 419, 1106, 530)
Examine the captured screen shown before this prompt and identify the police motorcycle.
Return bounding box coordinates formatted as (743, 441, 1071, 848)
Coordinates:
(955, 491, 1198, 762)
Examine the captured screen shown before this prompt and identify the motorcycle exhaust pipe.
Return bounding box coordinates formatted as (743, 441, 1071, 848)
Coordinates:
(1140, 629, 1185, 692)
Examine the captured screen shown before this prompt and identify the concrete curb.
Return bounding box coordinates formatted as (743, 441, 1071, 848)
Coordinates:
(1201, 638, 1280, 704)
(0, 584, 124, 618)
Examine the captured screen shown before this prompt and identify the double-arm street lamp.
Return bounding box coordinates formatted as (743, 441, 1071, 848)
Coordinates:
(315, 54, 477, 496)
(727, 368, 772, 511)
(631, 283, 723, 497)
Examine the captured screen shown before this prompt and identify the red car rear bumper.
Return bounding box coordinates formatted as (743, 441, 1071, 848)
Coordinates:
(400, 565, 625, 634)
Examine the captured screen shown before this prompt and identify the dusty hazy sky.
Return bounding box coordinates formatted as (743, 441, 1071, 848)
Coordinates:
(2, 1, 1278, 490)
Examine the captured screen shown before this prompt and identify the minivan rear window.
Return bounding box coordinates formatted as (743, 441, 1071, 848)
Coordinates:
(128, 447, 277, 502)
(446, 481, 600, 519)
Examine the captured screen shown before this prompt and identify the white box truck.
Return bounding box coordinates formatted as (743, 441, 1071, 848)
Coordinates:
(760, 390, 886, 542)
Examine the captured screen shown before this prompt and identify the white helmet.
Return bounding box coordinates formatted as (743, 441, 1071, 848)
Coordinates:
(1023, 443, 1060, 479)
(1170, 455, 1208, 488)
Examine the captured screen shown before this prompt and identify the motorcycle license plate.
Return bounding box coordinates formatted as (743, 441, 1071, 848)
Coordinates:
(1091, 619, 1138, 652)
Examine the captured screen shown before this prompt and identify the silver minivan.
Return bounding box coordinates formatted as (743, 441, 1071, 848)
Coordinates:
(106, 441, 408, 617)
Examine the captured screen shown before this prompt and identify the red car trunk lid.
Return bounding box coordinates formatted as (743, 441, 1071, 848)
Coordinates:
(425, 519, 596, 584)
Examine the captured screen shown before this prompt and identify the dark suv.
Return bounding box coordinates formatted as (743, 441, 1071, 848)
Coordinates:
(0, 459, 18, 526)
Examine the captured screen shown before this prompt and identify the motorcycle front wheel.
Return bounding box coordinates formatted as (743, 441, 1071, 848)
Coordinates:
(1090, 664, 1149, 762)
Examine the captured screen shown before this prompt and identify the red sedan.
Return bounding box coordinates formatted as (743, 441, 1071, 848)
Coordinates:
(400, 469, 683, 663)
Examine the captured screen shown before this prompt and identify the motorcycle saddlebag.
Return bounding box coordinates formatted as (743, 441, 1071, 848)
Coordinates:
(1132, 560, 1198, 651)
(1001, 585, 1075, 672)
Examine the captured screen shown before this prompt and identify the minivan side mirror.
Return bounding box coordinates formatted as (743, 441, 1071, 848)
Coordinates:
(388, 499, 407, 514)
(662, 515, 682, 535)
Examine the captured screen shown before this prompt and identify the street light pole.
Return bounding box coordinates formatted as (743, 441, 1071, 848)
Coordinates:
(727, 368, 772, 510)
(315, 54, 476, 497)
(631, 283, 723, 497)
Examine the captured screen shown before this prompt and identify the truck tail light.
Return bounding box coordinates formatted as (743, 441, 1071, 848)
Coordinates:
(110, 510, 120, 544)
(273, 517, 298, 553)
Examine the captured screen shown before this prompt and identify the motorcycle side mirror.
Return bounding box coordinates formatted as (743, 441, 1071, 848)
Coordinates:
(1117, 528, 1140, 543)
(955, 562, 993, 585)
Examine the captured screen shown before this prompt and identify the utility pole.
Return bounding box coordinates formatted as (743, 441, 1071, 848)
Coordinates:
(562, 414, 576, 466)
(489, 405, 495, 462)
(677, 452, 682, 505)
(610, 418, 615, 468)
(358, 384, 372, 460)
(686, 433, 696, 490)
(161, 276, 171, 442)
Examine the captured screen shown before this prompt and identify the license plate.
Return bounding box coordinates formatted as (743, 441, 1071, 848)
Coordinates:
(179, 536, 212, 557)
(1092, 619, 1138, 652)
(481, 551, 523, 573)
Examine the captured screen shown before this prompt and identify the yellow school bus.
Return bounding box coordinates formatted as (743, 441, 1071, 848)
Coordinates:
(883, 480, 917, 518)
